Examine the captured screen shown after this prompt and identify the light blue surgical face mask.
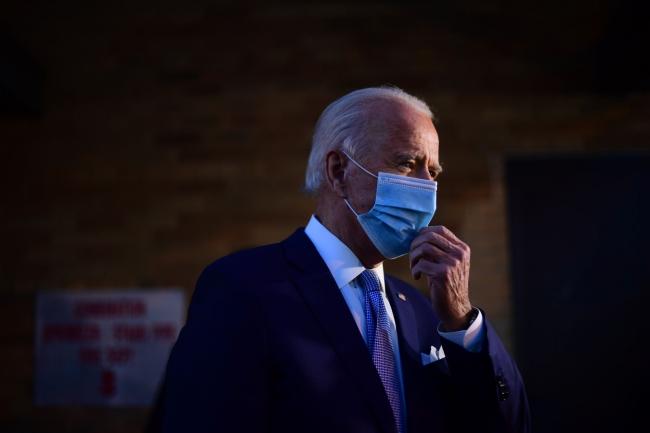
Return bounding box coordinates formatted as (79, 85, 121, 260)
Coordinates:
(342, 151, 437, 259)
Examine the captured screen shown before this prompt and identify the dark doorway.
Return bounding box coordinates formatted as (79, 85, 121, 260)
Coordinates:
(506, 154, 650, 433)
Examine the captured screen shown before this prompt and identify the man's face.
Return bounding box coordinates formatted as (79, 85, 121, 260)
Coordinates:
(344, 100, 441, 214)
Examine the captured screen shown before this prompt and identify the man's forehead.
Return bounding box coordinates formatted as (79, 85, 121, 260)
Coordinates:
(381, 117, 439, 154)
(365, 100, 436, 135)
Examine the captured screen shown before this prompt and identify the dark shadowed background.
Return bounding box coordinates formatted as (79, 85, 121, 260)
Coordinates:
(1, 1, 649, 432)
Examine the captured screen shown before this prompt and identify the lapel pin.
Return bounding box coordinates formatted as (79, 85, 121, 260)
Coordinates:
(398, 292, 407, 301)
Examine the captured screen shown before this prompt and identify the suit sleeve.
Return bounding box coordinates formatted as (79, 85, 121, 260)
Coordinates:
(441, 311, 531, 433)
(162, 264, 269, 433)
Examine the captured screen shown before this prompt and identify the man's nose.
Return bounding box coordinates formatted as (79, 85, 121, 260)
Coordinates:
(414, 166, 434, 181)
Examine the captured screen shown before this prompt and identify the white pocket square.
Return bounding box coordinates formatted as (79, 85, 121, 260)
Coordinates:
(421, 345, 446, 366)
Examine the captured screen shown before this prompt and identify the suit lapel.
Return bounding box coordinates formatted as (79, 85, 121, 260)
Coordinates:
(282, 229, 397, 433)
(385, 279, 420, 362)
(385, 277, 448, 375)
(385, 278, 451, 433)
(385, 278, 422, 433)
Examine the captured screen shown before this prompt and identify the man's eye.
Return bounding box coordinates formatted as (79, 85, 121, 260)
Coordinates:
(398, 161, 415, 170)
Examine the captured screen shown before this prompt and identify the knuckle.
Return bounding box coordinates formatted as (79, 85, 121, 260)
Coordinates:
(425, 242, 438, 252)
(425, 231, 437, 242)
(421, 244, 436, 257)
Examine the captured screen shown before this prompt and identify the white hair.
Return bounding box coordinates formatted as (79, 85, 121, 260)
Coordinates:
(304, 86, 433, 194)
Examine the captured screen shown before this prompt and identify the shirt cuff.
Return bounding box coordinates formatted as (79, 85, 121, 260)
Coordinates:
(437, 309, 485, 352)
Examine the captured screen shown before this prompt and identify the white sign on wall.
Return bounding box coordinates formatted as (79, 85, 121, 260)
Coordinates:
(35, 289, 185, 406)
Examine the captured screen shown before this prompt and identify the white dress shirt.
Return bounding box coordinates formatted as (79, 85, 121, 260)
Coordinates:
(304, 215, 485, 381)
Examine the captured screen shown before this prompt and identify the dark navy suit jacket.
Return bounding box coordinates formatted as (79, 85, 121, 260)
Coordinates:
(161, 229, 530, 433)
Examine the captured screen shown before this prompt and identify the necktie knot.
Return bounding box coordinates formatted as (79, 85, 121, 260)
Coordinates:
(358, 269, 382, 294)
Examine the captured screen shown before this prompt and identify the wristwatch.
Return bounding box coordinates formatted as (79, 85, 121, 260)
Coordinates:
(466, 307, 479, 328)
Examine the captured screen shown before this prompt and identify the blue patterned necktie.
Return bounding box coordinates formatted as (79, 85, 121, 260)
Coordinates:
(358, 269, 404, 433)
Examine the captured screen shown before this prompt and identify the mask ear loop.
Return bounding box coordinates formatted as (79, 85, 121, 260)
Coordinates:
(343, 198, 360, 217)
(340, 151, 377, 217)
(341, 151, 378, 179)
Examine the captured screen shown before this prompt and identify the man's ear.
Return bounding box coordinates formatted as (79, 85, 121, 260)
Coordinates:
(325, 150, 348, 198)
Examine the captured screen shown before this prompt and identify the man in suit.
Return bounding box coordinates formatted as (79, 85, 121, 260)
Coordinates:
(161, 87, 530, 433)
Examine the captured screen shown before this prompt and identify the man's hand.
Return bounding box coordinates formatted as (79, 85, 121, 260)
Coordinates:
(409, 226, 473, 331)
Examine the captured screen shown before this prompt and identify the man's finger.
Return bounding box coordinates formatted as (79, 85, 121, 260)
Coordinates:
(409, 241, 457, 270)
(410, 229, 463, 257)
(411, 259, 446, 281)
(417, 226, 468, 250)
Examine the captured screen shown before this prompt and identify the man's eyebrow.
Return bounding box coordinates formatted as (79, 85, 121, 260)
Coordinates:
(392, 151, 443, 172)
(393, 151, 426, 160)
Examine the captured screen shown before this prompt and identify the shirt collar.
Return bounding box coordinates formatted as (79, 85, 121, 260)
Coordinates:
(304, 215, 385, 291)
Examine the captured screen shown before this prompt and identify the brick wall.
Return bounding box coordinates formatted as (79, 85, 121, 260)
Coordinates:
(1, 1, 649, 432)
